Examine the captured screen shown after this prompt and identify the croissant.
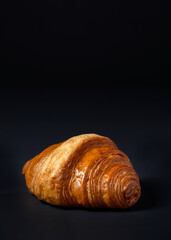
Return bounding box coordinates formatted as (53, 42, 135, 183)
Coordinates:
(22, 134, 141, 209)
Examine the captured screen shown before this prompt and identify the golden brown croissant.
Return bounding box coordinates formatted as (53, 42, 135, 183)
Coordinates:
(22, 134, 141, 209)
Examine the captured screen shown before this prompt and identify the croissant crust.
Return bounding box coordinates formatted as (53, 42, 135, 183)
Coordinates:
(22, 134, 141, 208)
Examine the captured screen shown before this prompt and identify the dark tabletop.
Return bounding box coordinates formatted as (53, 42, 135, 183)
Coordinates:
(0, 87, 171, 240)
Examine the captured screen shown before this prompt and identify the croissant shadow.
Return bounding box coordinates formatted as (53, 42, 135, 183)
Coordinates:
(39, 178, 169, 212)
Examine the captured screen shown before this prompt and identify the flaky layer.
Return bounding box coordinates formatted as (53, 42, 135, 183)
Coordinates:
(22, 133, 141, 208)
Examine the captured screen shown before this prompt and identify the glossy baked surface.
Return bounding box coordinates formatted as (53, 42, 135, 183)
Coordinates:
(22, 134, 141, 208)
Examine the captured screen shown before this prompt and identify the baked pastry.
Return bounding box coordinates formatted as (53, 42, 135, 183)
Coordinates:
(22, 134, 141, 209)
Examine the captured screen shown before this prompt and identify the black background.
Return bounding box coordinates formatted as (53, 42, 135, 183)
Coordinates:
(0, 87, 171, 240)
(0, 0, 170, 82)
(0, 0, 171, 240)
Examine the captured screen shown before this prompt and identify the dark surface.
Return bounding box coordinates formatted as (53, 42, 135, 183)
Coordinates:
(0, 87, 171, 240)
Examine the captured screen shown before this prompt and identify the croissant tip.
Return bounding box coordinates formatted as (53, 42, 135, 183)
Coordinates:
(122, 180, 141, 208)
(22, 160, 31, 176)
